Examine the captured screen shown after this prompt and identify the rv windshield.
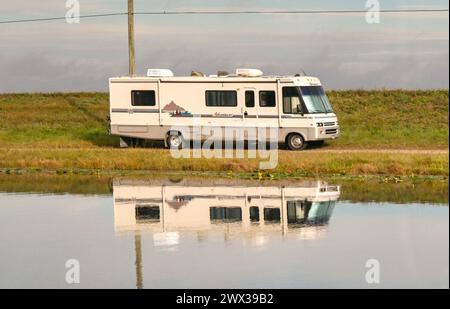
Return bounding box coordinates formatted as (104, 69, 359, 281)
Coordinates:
(300, 86, 333, 114)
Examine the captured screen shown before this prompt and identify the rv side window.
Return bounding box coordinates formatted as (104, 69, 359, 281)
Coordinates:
(245, 91, 255, 108)
(205, 91, 237, 107)
(283, 87, 303, 114)
(131, 90, 156, 106)
(259, 91, 276, 107)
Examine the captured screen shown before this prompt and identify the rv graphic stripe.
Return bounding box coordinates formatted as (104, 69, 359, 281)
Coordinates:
(111, 108, 159, 113)
(111, 109, 334, 120)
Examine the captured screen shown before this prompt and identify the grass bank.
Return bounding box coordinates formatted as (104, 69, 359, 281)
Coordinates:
(0, 91, 448, 177)
(0, 90, 447, 149)
(0, 148, 448, 177)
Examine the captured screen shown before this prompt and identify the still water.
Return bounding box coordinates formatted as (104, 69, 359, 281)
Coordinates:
(0, 177, 448, 289)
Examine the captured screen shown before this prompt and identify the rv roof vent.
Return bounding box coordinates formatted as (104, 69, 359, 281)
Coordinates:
(236, 68, 263, 77)
(147, 69, 174, 77)
(191, 71, 204, 77)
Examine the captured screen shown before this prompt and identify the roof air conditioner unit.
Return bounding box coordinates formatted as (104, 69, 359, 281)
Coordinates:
(147, 69, 174, 77)
(236, 68, 263, 77)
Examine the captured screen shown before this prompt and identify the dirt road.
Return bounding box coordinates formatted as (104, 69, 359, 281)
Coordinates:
(301, 149, 449, 154)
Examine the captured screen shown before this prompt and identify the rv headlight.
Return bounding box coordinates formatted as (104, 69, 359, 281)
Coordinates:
(316, 122, 323, 127)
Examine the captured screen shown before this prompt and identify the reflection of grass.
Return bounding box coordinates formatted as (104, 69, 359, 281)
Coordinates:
(0, 174, 113, 195)
(0, 91, 448, 176)
(339, 179, 449, 204)
(0, 174, 447, 204)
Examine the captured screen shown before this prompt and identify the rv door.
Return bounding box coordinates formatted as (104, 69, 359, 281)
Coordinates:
(241, 87, 258, 141)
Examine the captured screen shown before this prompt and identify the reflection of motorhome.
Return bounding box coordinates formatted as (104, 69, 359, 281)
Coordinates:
(113, 180, 340, 240)
(109, 68, 340, 150)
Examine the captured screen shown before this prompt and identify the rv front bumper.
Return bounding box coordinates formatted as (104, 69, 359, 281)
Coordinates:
(314, 126, 340, 140)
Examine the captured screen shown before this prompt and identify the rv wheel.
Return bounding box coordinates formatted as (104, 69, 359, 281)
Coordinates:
(166, 132, 184, 150)
(286, 133, 307, 151)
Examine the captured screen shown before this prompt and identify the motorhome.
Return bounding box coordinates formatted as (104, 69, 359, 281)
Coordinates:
(113, 179, 340, 239)
(109, 69, 340, 150)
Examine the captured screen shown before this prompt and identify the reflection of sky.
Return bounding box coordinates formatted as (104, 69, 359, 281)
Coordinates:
(0, 193, 448, 288)
(0, 0, 448, 91)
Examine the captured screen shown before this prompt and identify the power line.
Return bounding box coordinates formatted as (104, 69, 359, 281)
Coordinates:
(0, 13, 126, 24)
(136, 8, 450, 15)
(0, 8, 448, 25)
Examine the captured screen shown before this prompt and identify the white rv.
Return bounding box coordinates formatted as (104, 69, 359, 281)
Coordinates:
(109, 69, 340, 150)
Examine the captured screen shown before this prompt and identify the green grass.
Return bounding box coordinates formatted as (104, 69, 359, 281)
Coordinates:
(0, 90, 447, 149)
(329, 90, 449, 149)
(0, 92, 115, 147)
(0, 91, 448, 177)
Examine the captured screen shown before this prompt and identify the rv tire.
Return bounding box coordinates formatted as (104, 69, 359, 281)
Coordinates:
(286, 133, 307, 151)
(166, 131, 184, 150)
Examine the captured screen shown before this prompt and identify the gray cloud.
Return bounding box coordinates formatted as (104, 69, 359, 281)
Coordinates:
(0, 1, 448, 92)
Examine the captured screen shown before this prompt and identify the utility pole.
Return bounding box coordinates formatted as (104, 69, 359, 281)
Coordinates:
(134, 233, 143, 289)
(128, 0, 135, 76)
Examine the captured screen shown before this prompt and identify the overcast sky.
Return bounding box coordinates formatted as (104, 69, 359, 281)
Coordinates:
(0, 0, 448, 92)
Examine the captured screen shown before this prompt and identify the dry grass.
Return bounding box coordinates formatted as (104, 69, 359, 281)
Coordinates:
(0, 147, 447, 177)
